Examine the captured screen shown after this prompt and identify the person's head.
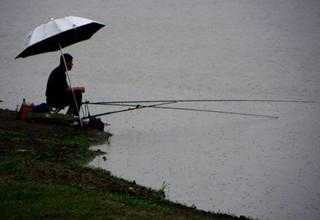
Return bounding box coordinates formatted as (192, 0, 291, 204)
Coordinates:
(60, 53, 73, 71)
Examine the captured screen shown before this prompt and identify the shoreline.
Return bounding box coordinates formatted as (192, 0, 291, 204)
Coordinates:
(0, 108, 251, 219)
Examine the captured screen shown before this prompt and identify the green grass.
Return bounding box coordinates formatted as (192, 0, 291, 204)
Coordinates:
(0, 181, 175, 220)
(0, 109, 251, 220)
(0, 130, 29, 142)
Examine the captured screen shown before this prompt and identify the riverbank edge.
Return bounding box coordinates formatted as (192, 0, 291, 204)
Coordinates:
(0, 108, 251, 219)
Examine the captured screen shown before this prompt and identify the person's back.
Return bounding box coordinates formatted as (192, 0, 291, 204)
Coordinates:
(45, 53, 84, 116)
(46, 64, 68, 107)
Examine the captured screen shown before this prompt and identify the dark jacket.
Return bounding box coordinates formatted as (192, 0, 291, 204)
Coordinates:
(46, 65, 69, 106)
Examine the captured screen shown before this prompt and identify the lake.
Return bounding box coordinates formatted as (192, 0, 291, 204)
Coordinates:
(1, 0, 320, 219)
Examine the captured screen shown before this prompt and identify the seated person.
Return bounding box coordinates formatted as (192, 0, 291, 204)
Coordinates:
(45, 53, 85, 116)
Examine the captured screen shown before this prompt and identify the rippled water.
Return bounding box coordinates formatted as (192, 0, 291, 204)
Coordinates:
(1, 1, 320, 219)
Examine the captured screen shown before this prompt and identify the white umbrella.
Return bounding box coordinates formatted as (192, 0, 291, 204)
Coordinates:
(16, 16, 105, 58)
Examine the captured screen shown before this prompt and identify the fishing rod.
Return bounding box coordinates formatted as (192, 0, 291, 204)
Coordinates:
(85, 102, 279, 119)
(85, 99, 316, 105)
(82, 101, 177, 120)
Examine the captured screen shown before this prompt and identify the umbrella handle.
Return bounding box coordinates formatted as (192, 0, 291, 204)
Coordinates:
(59, 44, 84, 127)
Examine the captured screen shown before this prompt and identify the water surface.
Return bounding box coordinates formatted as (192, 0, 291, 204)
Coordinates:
(1, 1, 320, 219)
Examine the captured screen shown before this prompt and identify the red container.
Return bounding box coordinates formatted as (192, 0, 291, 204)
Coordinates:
(18, 104, 33, 120)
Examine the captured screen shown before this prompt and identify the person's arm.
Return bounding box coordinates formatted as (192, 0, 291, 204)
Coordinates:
(66, 87, 85, 93)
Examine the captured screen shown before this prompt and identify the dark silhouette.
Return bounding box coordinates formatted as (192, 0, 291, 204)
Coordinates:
(46, 54, 84, 116)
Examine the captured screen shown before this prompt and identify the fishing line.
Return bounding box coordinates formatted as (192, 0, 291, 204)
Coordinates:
(82, 101, 176, 120)
(86, 102, 279, 119)
(85, 99, 316, 105)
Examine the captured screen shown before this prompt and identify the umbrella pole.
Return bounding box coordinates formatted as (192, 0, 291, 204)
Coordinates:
(58, 44, 83, 127)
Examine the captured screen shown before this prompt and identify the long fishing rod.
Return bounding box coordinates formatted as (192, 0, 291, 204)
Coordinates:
(82, 101, 176, 120)
(86, 103, 279, 119)
(85, 99, 316, 105)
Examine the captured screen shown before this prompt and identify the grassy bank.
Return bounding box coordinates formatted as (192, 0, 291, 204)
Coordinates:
(0, 109, 250, 219)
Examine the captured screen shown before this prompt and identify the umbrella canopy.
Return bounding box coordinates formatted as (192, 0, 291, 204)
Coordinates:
(16, 16, 105, 58)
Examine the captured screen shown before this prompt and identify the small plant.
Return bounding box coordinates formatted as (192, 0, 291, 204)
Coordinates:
(159, 181, 169, 195)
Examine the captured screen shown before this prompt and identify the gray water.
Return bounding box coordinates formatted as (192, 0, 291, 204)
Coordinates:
(1, 1, 320, 219)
